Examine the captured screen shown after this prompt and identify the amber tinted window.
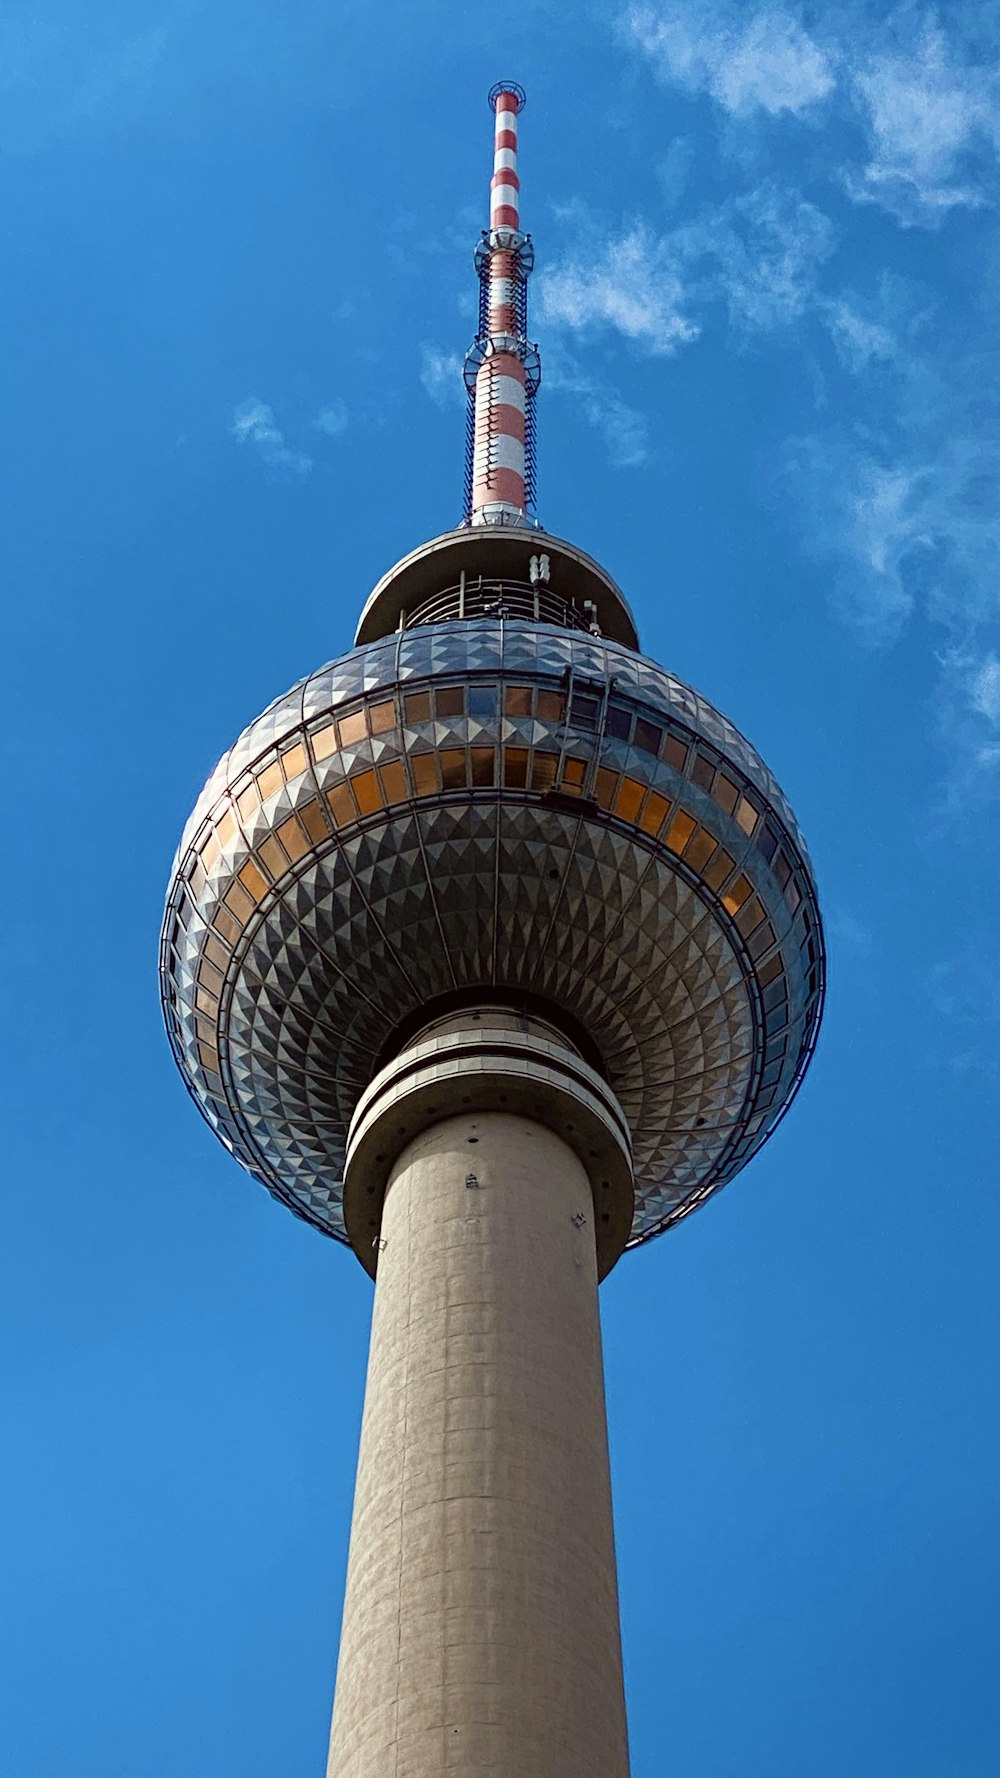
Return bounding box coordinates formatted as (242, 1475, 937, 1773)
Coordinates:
(640, 791, 671, 836)
(311, 722, 338, 762)
(326, 783, 357, 826)
(735, 895, 765, 938)
(504, 746, 528, 787)
(224, 881, 255, 922)
(749, 921, 776, 960)
(276, 814, 309, 861)
(704, 848, 735, 891)
(722, 874, 752, 915)
(378, 761, 407, 805)
(530, 750, 559, 791)
(758, 953, 784, 988)
(196, 954, 221, 988)
(258, 835, 288, 879)
(691, 752, 715, 792)
(234, 842, 266, 889)
(595, 767, 618, 810)
(411, 752, 439, 795)
(216, 808, 238, 849)
(236, 783, 259, 823)
(212, 905, 242, 946)
(195, 985, 218, 1015)
(199, 830, 221, 870)
(712, 774, 739, 815)
(685, 827, 717, 872)
(203, 934, 230, 973)
(351, 770, 382, 814)
(536, 690, 564, 723)
(614, 777, 645, 823)
(665, 809, 697, 853)
(298, 800, 328, 844)
(470, 747, 495, 786)
(404, 691, 432, 724)
(281, 741, 308, 782)
(634, 718, 662, 756)
(504, 685, 532, 717)
(663, 735, 688, 772)
(435, 685, 465, 719)
(198, 1043, 220, 1074)
(338, 708, 367, 745)
(735, 795, 758, 836)
(439, 749, 466, 789)
(256, 760, 283, 802)
(369, 700, 396, 734)
(563, 756, 586, 788)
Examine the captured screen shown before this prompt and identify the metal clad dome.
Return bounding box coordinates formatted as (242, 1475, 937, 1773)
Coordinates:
(160, 603, 825, 1251)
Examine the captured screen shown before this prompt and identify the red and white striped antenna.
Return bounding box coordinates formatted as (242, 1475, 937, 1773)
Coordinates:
(463, 83, 540, 528)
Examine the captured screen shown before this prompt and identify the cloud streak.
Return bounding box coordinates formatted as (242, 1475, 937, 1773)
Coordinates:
(849, 26, 1000, 224)
(540, 181, 835, 356)
(231, 400, 312, 476)
(623, 5, 835, 118)
(540, 224, 699, 352)
(313, 401, 349, 437)
(623, 5, 1000, 226)
(419, 346, 465, 408)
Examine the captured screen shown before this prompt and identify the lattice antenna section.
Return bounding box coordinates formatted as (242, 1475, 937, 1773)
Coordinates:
(462, 83, 540, 528)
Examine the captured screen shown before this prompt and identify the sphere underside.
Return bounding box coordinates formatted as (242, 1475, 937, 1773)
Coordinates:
(160, 621, 824, 1249)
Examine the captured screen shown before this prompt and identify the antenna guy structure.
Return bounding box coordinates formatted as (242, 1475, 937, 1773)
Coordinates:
(160, 86, 824, 1777)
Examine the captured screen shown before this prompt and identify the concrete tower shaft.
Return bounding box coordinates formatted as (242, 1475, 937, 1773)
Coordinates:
(326, 1013, 632, 1775)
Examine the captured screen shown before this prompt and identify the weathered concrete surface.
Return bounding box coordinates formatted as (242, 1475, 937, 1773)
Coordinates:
(326, 1110, 630, 1777)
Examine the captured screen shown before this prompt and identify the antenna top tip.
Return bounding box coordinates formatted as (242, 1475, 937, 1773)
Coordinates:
(488, 81, 526, 114)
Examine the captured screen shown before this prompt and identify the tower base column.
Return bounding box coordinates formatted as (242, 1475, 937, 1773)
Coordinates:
(327, 1013, 633, 1777)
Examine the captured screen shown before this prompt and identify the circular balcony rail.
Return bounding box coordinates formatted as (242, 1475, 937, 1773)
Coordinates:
(404, 577, 595, 633)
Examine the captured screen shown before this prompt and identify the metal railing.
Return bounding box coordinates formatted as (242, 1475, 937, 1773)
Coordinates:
(404, 577, 594, 633)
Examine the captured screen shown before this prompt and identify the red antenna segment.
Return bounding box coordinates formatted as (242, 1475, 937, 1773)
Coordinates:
(463, 84, 540, 528)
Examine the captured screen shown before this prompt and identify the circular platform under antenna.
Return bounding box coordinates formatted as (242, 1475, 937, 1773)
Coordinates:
(489, 82, 526, 113)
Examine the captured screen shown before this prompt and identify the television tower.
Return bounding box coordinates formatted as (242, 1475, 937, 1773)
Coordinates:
(161, 85, 824, 1778)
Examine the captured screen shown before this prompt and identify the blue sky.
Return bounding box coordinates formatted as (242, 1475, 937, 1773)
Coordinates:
(3, 3, 999, 1773)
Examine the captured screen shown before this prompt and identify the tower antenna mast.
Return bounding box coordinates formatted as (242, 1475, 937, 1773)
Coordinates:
(464, 82, 540, 527)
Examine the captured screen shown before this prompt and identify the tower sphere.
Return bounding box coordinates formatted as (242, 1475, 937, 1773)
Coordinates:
(160, 525, 824, 1260)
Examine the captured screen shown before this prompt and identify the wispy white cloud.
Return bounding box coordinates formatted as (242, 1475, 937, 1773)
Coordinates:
(231, 399, 312, 476)
(687, 181, 835, 330)
(313, 401, 349, 437)
(624, 4, 835, 118)
(419, 345, 464, 407)
(541, 182, 833, 356)
(849, 27, 1000, 224)
(623, 6, 1000, 227)
(539, 224, 698, 352)
(968, 651, 1000, 724)
(545, 349, 650, 469)
(821, 297, 897, 371)
(784, 430, 1000, 645)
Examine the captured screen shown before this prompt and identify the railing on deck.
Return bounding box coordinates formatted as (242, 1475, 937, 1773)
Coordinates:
(404, 577, 595, 633)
